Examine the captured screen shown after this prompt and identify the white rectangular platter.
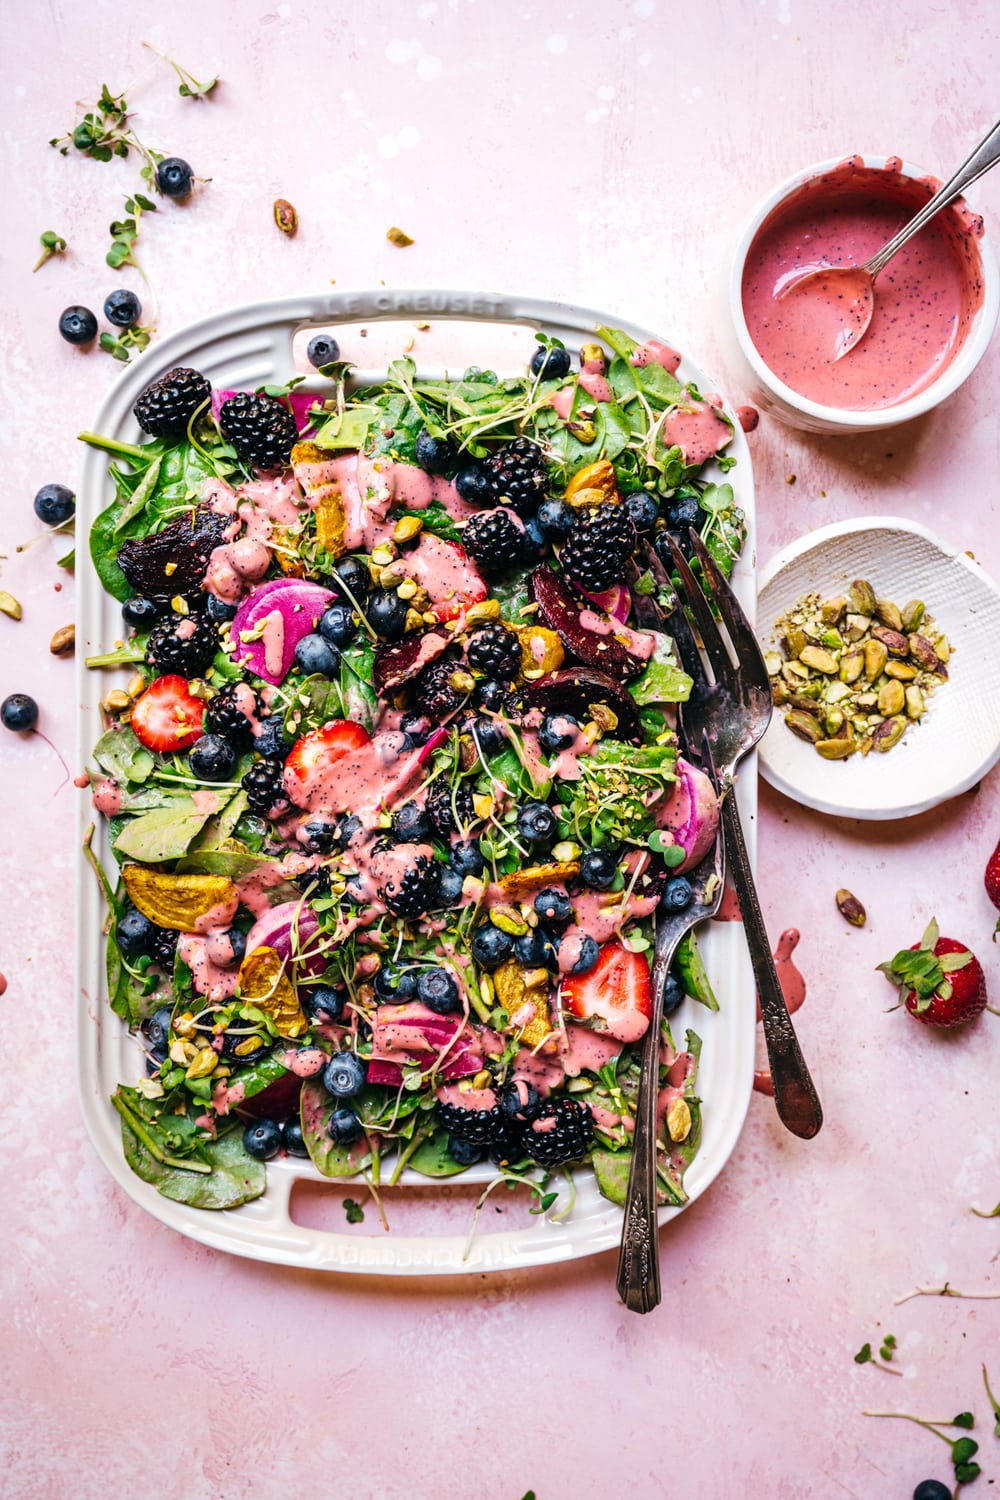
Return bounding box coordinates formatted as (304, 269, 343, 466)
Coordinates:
(75, 290, 757, 1276)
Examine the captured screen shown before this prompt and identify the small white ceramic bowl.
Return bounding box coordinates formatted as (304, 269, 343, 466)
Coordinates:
(757, 517, 1000, 819)
(729, 154, 1000, 434)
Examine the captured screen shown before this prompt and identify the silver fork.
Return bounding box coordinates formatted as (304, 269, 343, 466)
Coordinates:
(660, 532, 823, 1141)
(615, 733, 726, 1315)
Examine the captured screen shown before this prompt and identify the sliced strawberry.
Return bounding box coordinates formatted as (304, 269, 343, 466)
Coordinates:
(877, 917, 988, 1028)
(130, 675, 205, 752)
(561, 939, 653, 1044)
(284, 719, 371, 790)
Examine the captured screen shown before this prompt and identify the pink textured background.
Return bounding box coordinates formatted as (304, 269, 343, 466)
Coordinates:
(2, 4, 1000, 1497)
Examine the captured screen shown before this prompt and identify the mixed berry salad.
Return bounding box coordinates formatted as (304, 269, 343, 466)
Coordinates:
(83, 326, 745, 1217)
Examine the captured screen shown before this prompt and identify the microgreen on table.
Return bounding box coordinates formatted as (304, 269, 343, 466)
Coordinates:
(33, 231, 67, 272)
(141, 42, 218, 99)
(854, 1333, 902, 1376)
(862, 1409, 981, 1487)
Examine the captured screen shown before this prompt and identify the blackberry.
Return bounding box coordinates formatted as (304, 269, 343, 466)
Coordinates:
(378, 853, 441, 919)
(426, 779, 475, 836)
(559, 504, 637, 592)
(519, 1096, 594, 1167)
(466, 623, 522, 683)
(437, 1098, 504, 1146)
(482, 437, 549, 516)
(242, 759, 290, 817)
(203, 682, 255, 746)
(133, 367, 212, 441)
(148, 926, 178, 972)
(415, 658, 465, 720)
(462, 507, 524, 575)
(145, 612, 217, 677)
(219, 391, 298, 472)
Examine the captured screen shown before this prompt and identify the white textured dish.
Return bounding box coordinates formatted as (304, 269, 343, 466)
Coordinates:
(758, 517, 1000, 819)
(75, 289, 756, 1276)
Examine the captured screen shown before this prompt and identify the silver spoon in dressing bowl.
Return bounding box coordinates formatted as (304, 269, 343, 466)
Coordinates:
(778, 118, 1000, 360)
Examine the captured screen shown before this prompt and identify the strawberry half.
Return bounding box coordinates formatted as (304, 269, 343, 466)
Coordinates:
(283, 719, 371, 796)
(130, 674, 205, 752)
(561, 939, 653, 1043)
(985, 837, 1000, 939)
(877, 917, 988, 1028)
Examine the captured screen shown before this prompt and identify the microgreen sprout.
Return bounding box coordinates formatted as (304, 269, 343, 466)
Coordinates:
(100, 324, 156, 363)
(141, 42, 219, 99)
(33, 230, 67, 272)
(863, 1409, 981, 1488)
(894, 1282, 1000, 1305)
(984, 1365, 1000, 1438)
(854, 1335, 902, 1376)
(343, 1197, 365, 1224)
(107, 192, 157, 281)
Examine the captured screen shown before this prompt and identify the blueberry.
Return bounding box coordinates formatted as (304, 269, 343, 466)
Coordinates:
(455, 465, 491, 504)
(243, 1119, 282, 1159)
(301, 984, 346, 1024)
(912, 1485, 952, 1500)
(205, 594, 239, 624)
(661, 876, 694, 912)
(664, 493, 702, 533)
(499, 1079, 542, 1123)
(539, 713, 579, 755)
(282, 1118, 309, 1156)
(318, 603, 357, 648)
(294, 632, 341, 676)
(33, 483, 76, 526)
(447, 1135, 486, 1166)
(374, 965, 418, 1003)
(517, 801, 557, 847)
(521, 515, 547, 558)
(661, 973, 685, 1016)
(451, 841, 485, 878)
(189, 734, 238, 782)
(327, 1107, 364, 1146)
(533, 887, 572, 925)
(122, 596, 159, 630)
(244, 1122, 283, 1164)
(473, 678, 504, 712)
(301, 818, 339, 853)
(1, 693, 39, 732)
(414, 430, 454, 474)
(624, 492, 659, 534)
(399, 711, 432, 746)
(156, 156, 194, 198)
(529, 344, 572, 379)
(417, 966, 460, 1014)
(536, 497, 575, 540)
(144, 1005, 173, 1054)
(366, 589, 408, 640)
(59, 306, 97, 345)
(307, 333, 341, 368)
(580, 848, 619, 890)
(323, 1050, 367, 1098)
(471, 922, 514, 971)
(116, 908, 154, 957)
(567, 934, 600, 975)
(391, 801, 432, 843)
(335, 814, 362, 848)
(221, 927, 247, 967)
(469, 715, 505, 757)
(104, 289, 143, 328)
(513, 927, 556, 968)
(332, 555, 371, 603)
(253, 717, 288, 760)
(436, 866, 465, 906)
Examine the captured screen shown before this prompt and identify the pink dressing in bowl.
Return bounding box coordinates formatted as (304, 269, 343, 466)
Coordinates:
(740, 156, 986, 411)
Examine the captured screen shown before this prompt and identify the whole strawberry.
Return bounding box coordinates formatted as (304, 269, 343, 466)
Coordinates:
(877, 917, 987, 1028)
(985, 836, 1000, 939)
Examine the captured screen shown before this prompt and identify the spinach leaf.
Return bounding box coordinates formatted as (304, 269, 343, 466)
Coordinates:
(300, 1077, 371, 1177)
(283, 674, 345, 739)
(120, 1118, 266, 1209)
(93, 726, 155, 785)
(89, 496, 134, 601)
(628, 635, 693, 706)
(418, 503, 464, 543)
(406, 1129, 470, 1178)
(339, 641, 377, 730)
(113, 799, 217, 862)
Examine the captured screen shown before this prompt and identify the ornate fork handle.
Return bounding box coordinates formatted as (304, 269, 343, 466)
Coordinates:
(721, 792, 823, 1139)
(616, 927, 685, 1314)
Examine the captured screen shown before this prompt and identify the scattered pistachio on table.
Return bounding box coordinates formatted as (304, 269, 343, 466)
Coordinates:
(767, 580, 951, 760)
(836, 888, 867, 926)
